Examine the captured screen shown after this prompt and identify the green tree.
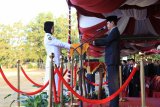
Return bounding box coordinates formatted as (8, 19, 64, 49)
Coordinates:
(0, 12, 79, 68)
(54, 14, 79, 55)
(0, 22, 27, 67)
(11, 22, 26, 64)
(24, 12, 54, 64)
(24, 12, 78, 63)
(0, 24, 12, 67)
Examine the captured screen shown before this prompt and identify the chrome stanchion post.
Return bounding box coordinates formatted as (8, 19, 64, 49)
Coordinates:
(79, 44, 83, 107)
(48, 53, 54, 107)
(60, 55, 64, 107)
(98, 66, 103, 100)
(140, 57, 146, 107)
(17, 60, 20, 107)
(119, 65, 127, 102)
(73, 58, 77, 91)
(73, 58, 79, 106)
(71, 55, 74, 106)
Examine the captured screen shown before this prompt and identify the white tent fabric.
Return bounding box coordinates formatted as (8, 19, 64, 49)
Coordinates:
(68, 0, 160, 56)
(117, 16, 130, 34)
(122, 0, 159, 7)
(121, 9, 147, 20)
(157, 45, 160, 50)
(79, 8, 158, 35)
(79, 15, 105, 28)
(134, 18, 158, 36)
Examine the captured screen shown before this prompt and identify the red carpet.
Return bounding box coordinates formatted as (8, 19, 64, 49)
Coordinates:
(83, 97, 160, 107)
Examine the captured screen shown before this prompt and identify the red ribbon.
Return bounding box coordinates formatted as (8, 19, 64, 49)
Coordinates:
(55, 67, 137, 104)
(21, 67, 44, 87)
(0, 67, 49, 96)
(52, 68, 58, 103)
(84, 76, 108, 86)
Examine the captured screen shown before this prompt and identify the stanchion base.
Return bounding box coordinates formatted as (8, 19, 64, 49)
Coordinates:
(119, 97, 128, 102)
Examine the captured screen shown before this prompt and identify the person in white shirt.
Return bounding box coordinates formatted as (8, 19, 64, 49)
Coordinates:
(43, 21, 72, 91)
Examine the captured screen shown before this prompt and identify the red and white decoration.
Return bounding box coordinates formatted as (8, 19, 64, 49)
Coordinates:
(67, 0, 160, 57)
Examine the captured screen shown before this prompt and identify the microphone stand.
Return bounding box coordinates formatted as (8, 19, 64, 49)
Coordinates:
(73, 31, 105, 52)
(74, 29, 107, 107)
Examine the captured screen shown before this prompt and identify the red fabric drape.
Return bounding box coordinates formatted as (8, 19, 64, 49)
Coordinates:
(0, 68, 49, 95)
(83, 62, 105, 73)
(89, 44, 104, 52)
(70, 0, 126, 13)
(55, 66, 137, 104)
(122, 18, 136, 35)
(135, 45, 156, 52)
(79, 21, 107, 35)
(87, 49, 104, 58)
(149, 16, 160, 35)
(145, 49, 160, 55)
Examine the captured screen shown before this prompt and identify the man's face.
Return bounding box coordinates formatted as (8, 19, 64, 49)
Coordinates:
(130, 60, 135, 65)
(51, 26, 54, 34)
(107, 21, 113, 30)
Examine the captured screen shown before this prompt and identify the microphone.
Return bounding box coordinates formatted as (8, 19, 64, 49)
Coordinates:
(96, 26, 107, 32)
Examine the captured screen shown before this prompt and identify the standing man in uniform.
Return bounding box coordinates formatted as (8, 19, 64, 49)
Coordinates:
(43, 21, 72, 91)
(93, 16, 120, 107)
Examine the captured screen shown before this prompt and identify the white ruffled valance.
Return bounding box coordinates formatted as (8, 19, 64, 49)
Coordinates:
(79, 8, 158, 36)
(122, 0, 159, 7)
(79, 14, 105, 28)
(102, 9, 123, 18)
(103, 8, 147, 20)
(157, 45, 160, 50)
(117, 16, 130, 34)
(134, 18, 158, 35)
(121, 9, 147, 20)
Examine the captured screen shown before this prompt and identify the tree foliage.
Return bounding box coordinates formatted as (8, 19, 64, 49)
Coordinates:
(0, 12, 79, 68)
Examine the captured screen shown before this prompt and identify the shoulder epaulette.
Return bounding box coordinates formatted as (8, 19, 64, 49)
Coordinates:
(47, 34, 52, 40)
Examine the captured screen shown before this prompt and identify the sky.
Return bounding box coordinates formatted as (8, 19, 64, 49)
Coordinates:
(0, 0, 75, 25)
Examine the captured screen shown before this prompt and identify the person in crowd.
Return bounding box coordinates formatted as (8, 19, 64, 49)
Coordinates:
(121, 60, 128, 97)
(127, 58, 140, 97)
(154, 60, 160, 76)
(121, 60, 128, 83)
(93, 15, 120, 107)
(86, 72, 95, 96)
(43, 21, 73, 91)
(146, 59, 156, 79)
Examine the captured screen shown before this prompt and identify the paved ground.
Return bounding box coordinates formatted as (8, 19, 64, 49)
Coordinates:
(0, 68, 45, 107)
(0, 68, 108, 107)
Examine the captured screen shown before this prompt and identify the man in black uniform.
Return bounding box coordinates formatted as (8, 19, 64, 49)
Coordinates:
(93, 15, 120, 107)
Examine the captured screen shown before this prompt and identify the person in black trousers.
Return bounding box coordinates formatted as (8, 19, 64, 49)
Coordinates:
(93, 15, 120, 107)
(127, 59, 140, 97)
(86, 72, 95, 94)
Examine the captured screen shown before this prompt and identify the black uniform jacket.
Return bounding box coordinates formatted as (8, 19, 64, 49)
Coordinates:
(94, 27, 120, 66)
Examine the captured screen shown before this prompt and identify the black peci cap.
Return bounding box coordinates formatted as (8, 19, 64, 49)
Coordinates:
(105, 15, 118, 22)
(44, 21, 54, 34)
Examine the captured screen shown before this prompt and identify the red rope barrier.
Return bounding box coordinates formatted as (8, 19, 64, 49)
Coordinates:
(21, 67, 68, 103)
(21, 66, 68, 87)
(84, 76, 108, 86)
(0, 67, 49, 96)
(21, 67, 44, 87)
(52, 68, 58, 103)
(74, 65, 78, 87)
(63, 68, 68, 76)
(55, 67, 137, 104)
(57, 67, 63, 103)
